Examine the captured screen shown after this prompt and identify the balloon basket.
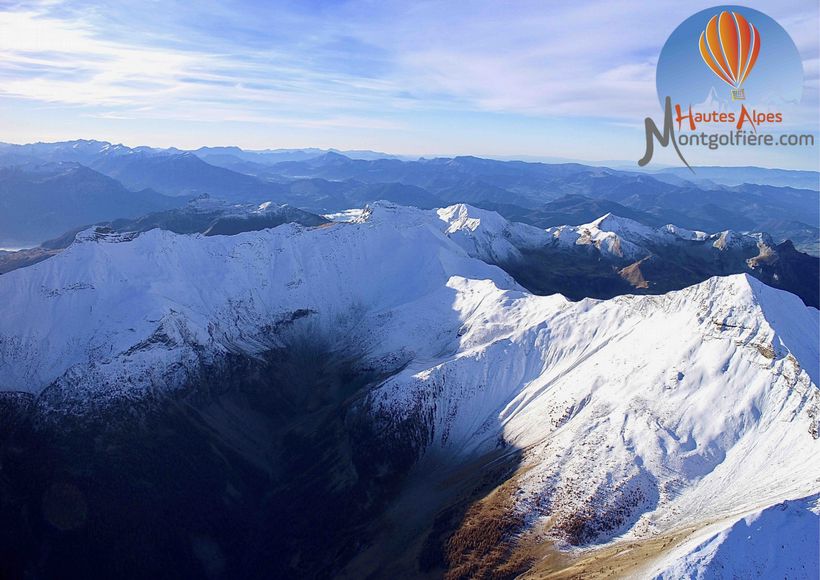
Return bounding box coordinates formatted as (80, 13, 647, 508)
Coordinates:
(731, 89, 746, 101)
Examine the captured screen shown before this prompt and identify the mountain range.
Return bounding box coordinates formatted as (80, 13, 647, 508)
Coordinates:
(438, 205, 818, 307)
(0, 202, 816, 579)
(0, 139, 817, 578)
(3, 201, 816, 309)
(0, 162, 182, 246)
(651, 165, 820, 191)
(1, 140, 817, 256)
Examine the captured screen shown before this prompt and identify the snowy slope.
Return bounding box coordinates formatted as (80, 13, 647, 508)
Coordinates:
(0, 203, 518, 406)
(364, 269, 819, 555)
(0, 201, 817, 576)
(647, 494, 819, 579)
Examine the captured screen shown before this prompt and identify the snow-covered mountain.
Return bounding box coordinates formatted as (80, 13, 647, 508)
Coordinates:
(361, 269, 818, 576)
(438, 204, 766, 262)
(435, 205, 818, 307)
(0, 204, 514, 402)
(0, 202, 816, 578)
(545, 212, 773, 260)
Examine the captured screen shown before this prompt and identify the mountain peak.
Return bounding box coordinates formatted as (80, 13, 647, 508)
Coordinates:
(437, 203, 508, 234)
(587, 213, 656, 238)
(712, 229, 755, 251)
(316, 151, 350, 162)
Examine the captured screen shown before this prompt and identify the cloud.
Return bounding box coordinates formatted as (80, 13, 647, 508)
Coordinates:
(0, 8, 206, 106)
(0, 2, 413, 126)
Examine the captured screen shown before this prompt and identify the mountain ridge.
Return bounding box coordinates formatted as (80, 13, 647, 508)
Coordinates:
(1, 140, 817, 255)
(3, 201, 816, 308)
(0, 162, 183, 246)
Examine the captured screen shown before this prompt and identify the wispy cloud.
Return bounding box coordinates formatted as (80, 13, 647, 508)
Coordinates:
(0, 2, 414, 128)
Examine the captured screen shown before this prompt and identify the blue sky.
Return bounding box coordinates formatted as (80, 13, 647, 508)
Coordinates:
(0, 0, 817, 168)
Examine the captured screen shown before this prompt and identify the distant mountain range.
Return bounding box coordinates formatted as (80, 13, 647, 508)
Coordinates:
(259, 154, 819, 249)
(193, 145, 405, 166)
(0, 140, 817, 256)
(0, 163, 182, 246)
(651, 165, 820, 191)
(437, 204, 818, 307)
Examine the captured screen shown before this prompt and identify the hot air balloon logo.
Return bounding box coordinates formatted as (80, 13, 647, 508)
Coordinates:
(698, 11, 760, 101)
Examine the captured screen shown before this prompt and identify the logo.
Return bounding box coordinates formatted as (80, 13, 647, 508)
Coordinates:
(638, 6, 808, 170)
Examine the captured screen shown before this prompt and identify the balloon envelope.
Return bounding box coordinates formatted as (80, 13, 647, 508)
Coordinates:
(698, 11, 760, 89)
